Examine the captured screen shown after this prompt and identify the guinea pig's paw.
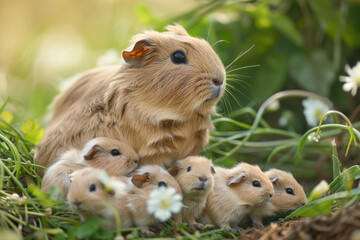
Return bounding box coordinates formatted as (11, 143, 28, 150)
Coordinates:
(253, 222, 264, 229)
(140, 228, 155, 237)
(191, 222, 204, 230)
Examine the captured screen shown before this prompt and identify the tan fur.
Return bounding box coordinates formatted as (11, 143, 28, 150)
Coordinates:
(35, 25, 226, 174)
(169, 156, 214, 228)
(67, 168, 134, 229)
(250, 168, 307, 228)
(201, 163, 274, 230)
(41, 137, 138, 198)
(126, 165, 183, 234)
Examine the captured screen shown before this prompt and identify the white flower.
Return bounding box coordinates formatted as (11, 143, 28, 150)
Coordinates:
(308, 180, 329, 202)
(146, 187, 183, 222)
(339, 61, 360, 96)
(96, 49, 122, 66)
(302, 98, 330, 127)
(98, 170, 127, 197)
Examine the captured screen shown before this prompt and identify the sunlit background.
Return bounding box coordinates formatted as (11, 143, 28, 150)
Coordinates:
(1, 0, 360, 184)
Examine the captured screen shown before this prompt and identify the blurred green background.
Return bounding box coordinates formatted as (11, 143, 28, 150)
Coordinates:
(1, 0, 360, 185)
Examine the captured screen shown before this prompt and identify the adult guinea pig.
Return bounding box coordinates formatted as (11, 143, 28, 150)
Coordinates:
(200, 162, 274, 230)
(169, 156, 215, 229)
(41, 137, 138, 198)
(249, 168, 307, 228)
(67, 167, 134, 229)
(35, 24, 226, 174)
(127, 165, 183, 236)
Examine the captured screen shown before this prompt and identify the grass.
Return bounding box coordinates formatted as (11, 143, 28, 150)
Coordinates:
(0, 91, 360, 239)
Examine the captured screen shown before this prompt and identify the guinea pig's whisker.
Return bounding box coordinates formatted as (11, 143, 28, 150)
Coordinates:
(226, 64, 260, 74)
(225, 45, 255, 71)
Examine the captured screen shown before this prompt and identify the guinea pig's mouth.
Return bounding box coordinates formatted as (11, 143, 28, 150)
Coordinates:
(205, 79, 225, 102)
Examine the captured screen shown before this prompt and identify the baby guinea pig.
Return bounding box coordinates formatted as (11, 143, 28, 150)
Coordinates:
(249, 168, 307, 228)
(67, 167, 134, 229)
(41, 137, 139, 198)
(169, 156, 215, 229)
(201, 162, 274, 230)
(127, 165, 183, 236)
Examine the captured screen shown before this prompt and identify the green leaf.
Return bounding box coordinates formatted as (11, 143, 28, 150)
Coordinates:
(75, 218, 105, 239)
(329, 166, 360, 193)
(20, 119, 44, 144)
(93, 228, 114, 239)
(289, 50, 335, 96)
(27, 184, 56, 208)
(0, 111, 14, 128)
(285, 187, 360, 220)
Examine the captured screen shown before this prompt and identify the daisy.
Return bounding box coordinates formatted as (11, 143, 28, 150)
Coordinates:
(146, 187, 183, 222)
(302, 98, 330, 127)
(339, 61, 360, 96)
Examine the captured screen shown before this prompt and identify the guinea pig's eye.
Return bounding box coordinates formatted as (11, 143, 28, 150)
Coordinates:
(286, 188, 294, 195)
(110, 149, 121, 156)
(171, 50, 187, 64)
(187, 166, 191, 172)
(158, 181, 167, 187)
(252, 180, 261, 188)
(89, 184, 96, 192)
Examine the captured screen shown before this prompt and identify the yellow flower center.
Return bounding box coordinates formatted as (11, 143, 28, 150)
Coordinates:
(356, 76, 360, 84)
(315, 109, 323, 119)
(160, 199, 171, 209)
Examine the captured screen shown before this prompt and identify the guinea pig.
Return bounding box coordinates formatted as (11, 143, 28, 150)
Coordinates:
(249, 168, 307, 228)
(169, 156, 215, 229)
(35, 24, 226, 175)
(126, 165, 183, 236)
(41, 137, 138, 198)
(200, 162, 274, 230)
(67, 167, 134, 229)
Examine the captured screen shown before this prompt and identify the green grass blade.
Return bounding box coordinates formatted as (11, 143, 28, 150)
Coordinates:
(331, 139, 341, 179)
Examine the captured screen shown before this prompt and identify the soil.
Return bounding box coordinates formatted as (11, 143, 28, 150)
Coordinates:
(239, 202, 360, 240)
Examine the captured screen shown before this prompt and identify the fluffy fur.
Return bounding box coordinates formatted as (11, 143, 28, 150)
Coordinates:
(169, 156, 215, 229)
(201, 163, 274, 230)
(67, 168, 134, 229)
(127, 165, 183, 235)
(250, 168, 307, 228)
(35, 24, 226, 173)
(41, 137, 138, 198)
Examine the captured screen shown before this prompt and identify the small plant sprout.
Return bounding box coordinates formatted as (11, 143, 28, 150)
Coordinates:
(339, 61, 360, 96)
(308, 180, 329, 202)
(146, 186, 183, 222)
(302, 98, 330, 127)
(97, 170, 127, 197)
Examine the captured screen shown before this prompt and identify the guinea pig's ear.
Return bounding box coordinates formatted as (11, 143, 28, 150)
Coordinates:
(227, 171, 247, 186)
(122, 39, 153, 67)
(165, 24, 189, 36)
(210, 166, 216, 174)
(269, 177, 279, 185)
(131, 172, 150, 188)
(168, 163, 180, 176)
(83, 144, 100, 160)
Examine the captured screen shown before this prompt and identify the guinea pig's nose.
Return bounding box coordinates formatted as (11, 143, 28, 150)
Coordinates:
(73, 201, 82, 207)
(212, 78, 223, 86)
(199, 177, 208, 182)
